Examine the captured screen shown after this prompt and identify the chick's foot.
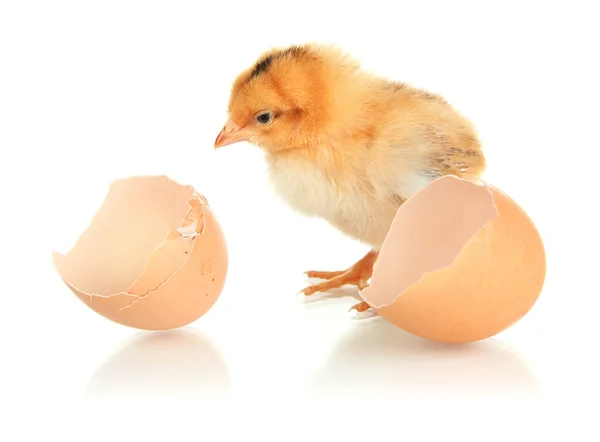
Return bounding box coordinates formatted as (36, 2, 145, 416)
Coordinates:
(300, 249, 378, 297)
(349, 301, 371, 313)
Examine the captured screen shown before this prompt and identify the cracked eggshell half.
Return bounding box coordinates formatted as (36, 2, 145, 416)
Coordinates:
(52, 175, 228, 331)
(360, 175, 546, 344)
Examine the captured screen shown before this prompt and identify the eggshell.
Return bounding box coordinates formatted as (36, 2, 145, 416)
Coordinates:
(52, 175, 228, 331)
(360, 175, 546, 344)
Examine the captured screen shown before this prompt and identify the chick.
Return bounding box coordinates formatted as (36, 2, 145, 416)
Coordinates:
(214, 43, 486, 314)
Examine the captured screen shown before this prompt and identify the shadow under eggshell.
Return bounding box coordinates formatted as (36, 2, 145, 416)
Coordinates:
(52, 175, 228, 331)
(360, 175, 546, 344)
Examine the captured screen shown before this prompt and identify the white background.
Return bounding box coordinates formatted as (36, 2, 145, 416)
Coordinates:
(1, 0, 599, 440)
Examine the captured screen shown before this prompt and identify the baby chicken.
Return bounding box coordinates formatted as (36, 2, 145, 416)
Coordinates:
(214, 43, 486, 314)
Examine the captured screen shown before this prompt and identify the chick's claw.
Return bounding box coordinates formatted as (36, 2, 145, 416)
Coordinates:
(299, 270, 369, 296)
(299, 249, 378, 297)
(349, 301, 375, 319)
(304, 270, 346, 280)
(350, 301, 371, 312)
(348, 301, 371, 316)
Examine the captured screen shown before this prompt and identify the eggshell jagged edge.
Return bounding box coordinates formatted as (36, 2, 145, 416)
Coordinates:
(51, 175, 223, 328)
(359, 174, 501, 309)
(58, 197, 205, 312)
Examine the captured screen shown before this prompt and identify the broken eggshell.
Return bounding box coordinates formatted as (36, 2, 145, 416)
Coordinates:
(360, 175, 546, 344)
(52, 175, 228, 331)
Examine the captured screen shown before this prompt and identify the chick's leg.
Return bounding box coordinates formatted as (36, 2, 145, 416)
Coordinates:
(300, 249, 378, 312)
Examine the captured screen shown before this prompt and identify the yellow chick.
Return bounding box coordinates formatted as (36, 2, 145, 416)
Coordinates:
(215, 43, 486, 314)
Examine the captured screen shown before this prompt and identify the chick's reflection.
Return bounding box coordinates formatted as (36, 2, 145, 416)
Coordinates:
(86, 328, 230, 399)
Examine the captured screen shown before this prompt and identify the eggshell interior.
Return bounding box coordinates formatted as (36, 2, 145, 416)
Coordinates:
(360, 175, 546, 344)
(52, 175, 228, 331)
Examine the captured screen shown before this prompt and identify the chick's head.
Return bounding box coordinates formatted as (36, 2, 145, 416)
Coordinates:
(214, 44, 352, 153)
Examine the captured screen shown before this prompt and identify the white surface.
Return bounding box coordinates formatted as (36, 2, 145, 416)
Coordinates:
(1, 1, 599, 440)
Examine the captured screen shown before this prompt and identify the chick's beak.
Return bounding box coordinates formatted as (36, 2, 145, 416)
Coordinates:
(214, 120, 251, 149)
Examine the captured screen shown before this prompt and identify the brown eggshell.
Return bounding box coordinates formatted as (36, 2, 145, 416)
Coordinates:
(360, 175, 546, 344)
(52, 175, 228, 330)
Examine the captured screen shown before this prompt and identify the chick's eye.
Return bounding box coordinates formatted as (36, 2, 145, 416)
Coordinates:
(256, 111, 273, 124)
